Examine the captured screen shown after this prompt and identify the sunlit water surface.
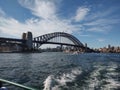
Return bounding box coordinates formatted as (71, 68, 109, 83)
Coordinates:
(0, 52, 120, 90)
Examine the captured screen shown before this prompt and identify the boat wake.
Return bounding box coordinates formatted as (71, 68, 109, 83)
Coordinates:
(80, 62, 120, 90)
(43, 67, 82, 90)
(43, 62, 120, 90)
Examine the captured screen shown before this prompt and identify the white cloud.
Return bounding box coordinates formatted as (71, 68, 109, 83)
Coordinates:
(86, 6, 119, 21)
(87, 27, 105, 32)
(97, 38, 105, 42)
(84, 19, 120, 26)
(79, 34, 92, 37)
(0, 17, 30, 38)
(74, 7, 90, 22)
(0, 0, 83, 38)
(87, 25, 112, 33)
(26, 18, 80, 36)
(83, 7, 120, 33)
(18, 0, 57, 19)
(0, 8, 5, 16)
(0, 0, 119, 40)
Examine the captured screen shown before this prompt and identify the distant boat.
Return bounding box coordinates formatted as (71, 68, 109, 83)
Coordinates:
(73, 51, 84, 54)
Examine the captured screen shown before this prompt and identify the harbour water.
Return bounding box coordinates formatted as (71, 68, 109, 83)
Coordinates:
(0, 52, 120, 90)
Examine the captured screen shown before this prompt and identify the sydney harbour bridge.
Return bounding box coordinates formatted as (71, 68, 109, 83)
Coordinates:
(0, 31, 92, 52)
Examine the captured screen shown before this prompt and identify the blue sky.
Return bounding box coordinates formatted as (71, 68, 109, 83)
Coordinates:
(0, 0, 120, 48)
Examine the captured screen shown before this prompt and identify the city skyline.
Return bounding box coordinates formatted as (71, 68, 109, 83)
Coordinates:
(0, 0, 120, 48)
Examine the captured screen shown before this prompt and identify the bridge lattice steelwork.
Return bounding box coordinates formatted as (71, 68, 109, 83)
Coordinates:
(0, 32, 87, 51)
(33, 32, 84, 49)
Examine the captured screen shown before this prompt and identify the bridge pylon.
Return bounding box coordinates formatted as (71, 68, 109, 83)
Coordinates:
(22, 31, 33, 51)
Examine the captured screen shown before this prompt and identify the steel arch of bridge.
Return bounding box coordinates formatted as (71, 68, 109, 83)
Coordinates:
(33, 32, 84, 49)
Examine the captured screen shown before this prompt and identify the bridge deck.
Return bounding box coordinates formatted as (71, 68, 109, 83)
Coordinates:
(0, 37, 25, 42)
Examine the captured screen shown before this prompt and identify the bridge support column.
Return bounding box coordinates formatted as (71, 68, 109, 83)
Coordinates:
(60, 44, 63, 51)
(22, 31, 33, 52)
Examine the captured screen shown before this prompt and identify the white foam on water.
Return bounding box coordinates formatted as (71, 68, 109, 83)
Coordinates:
(104, 79, 120, 88)
(43, 62, 120, 90)
(43, 75, 55, 90)
(85, 62, 120, 90)
(43, 67, 82, 90)
(57, 68, 82, 85)
(85, 65, 105, 90)
(103, 64, 120, 90)
(107, 62, 118, 70)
